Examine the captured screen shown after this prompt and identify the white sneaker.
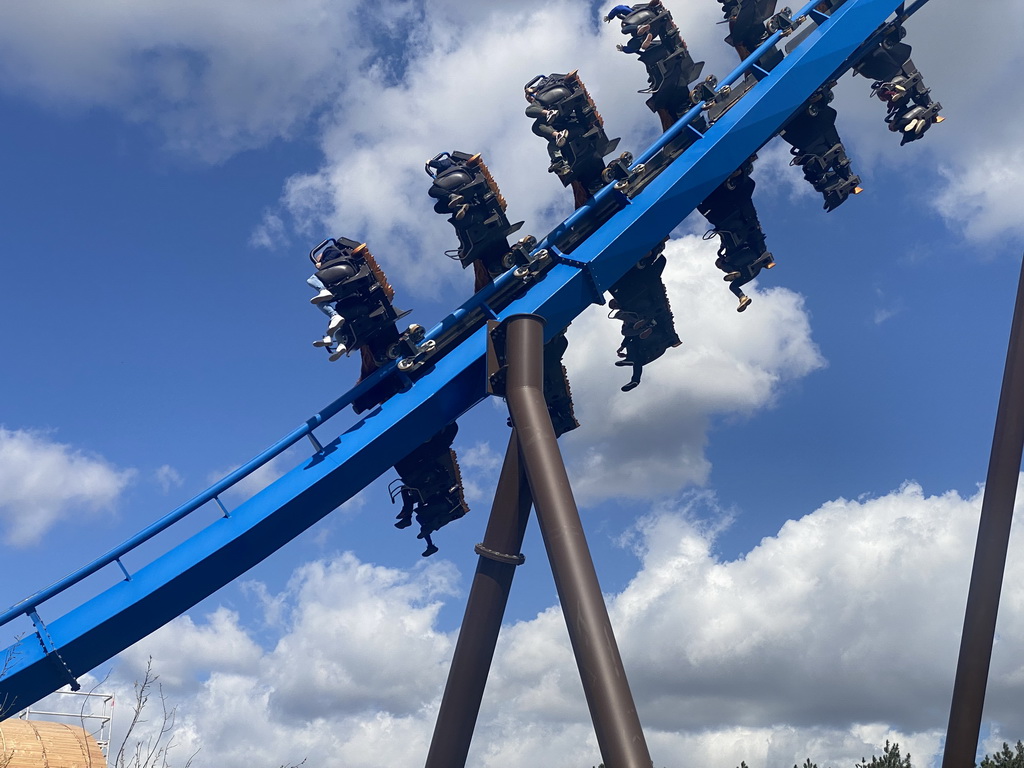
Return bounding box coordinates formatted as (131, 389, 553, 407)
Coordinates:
(313, 336, 332, 348)
(555, 130, 568, 147)
(327, 315, 344, 334)
(329, 344, 348, 361)
(310, 288, 334, 304)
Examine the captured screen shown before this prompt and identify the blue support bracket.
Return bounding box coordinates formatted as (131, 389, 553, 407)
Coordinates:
(550, 246, 608, 307)
(213, 496, 231, 519)
(307, 432, 325, 453)
(26, 610, 79, 693)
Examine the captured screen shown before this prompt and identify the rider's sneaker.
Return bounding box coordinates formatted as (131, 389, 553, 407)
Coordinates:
(903, 118, 923, 134)
(310, 288, 334, 304)
(548, 159, 571, 175)
(453, 204, 470, 220)
(884, 77, 909, 103)
(313, 335, 332, 348)
(737, 296, 752, 312)
(327, 315, 344, 334)
(555, 130, 568, 147)
(329, 344, 349, 361)
(724, 271, 742, 282)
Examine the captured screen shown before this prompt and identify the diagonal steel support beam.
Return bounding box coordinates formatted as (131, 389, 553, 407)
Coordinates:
(502, 315, 652, 768)
(426, 316, 651, 767)
(425, 431, 533, 768)
(941, 256, 1024, 768)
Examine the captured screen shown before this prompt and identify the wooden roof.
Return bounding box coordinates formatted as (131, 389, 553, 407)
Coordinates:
(0, 719, 105, 768)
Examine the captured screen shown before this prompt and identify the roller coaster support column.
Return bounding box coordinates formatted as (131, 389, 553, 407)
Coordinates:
(942, 255, 1024, 768)
(425, 431, 533, 768)
(503, 314, 652, 768)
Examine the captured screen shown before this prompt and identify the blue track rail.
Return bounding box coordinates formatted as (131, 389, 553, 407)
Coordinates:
(0, 0, 911, 715)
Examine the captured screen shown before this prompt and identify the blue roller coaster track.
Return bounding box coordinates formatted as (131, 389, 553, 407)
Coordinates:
(0, 0, 931, 716)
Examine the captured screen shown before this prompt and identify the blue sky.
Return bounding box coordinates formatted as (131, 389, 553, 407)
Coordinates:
(2, 1, 1024, 766)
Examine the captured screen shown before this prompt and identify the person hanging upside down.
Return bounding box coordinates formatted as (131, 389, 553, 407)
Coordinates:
(698, 163, 774, 312)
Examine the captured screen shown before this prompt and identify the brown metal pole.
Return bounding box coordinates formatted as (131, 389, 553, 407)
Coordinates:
(503, 314, 653, 768)
(942, 256, 1024, 768)
(424, 431, 533, 768)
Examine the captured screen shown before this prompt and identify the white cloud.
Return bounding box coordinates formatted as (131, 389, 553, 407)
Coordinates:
(263, 555, 457, 720)
(96, 477, 1024, 768)
(458, 440, 505, 507)
(249, 211, 286, 250)
(560, 235, 825, 503)
(607, 486, 977, 733)
(0, 0, 371, 162)
(935, 148, 1024, 243)
(154, 464, 184, 494)
(207, 451, 297, 504)
(0, 427, 135, 546)
(459, 441, 503, 474)
(118, 608, 263, 688)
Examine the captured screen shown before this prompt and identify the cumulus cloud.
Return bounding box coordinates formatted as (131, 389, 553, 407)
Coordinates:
(0, 427, 135, 546)
(95, 477, 1024, 768)
(560, 235, 825, 503)
(207, 450, 301, 504)
(935, 148, 1024, 243)
(119, 608, 264, 688)
(0, 0, 374, 162)
(154, 464, 184, 494)
(458, 440, 506, 507)
(263, 555, 457, 719)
